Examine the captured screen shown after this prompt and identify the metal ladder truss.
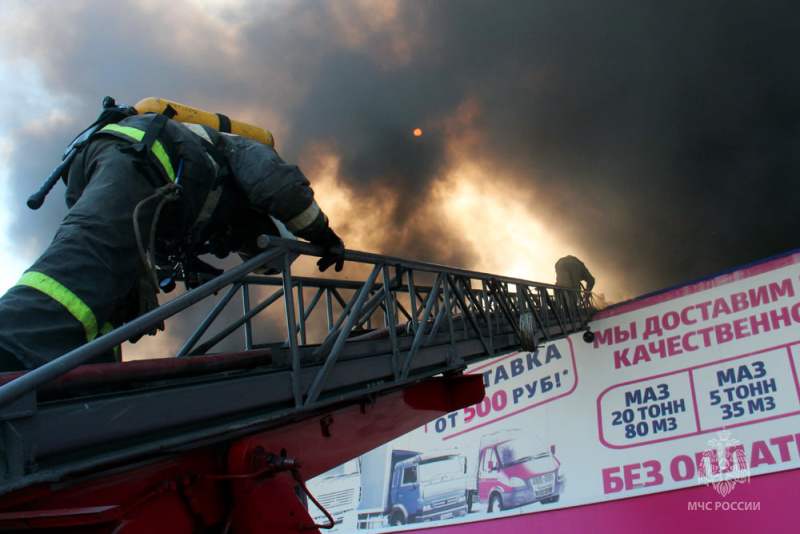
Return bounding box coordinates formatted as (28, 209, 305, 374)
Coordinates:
(0, 237, 594, 494)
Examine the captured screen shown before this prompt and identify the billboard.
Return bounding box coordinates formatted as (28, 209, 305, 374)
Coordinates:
(306, 251, 800, 531)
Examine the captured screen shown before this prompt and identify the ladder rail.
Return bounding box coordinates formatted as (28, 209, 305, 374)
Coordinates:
(0, 237, 594, 411)
(0, 237, 596, 493)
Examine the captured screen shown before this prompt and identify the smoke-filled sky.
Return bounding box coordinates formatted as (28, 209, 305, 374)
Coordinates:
(1, 0, 799, 310)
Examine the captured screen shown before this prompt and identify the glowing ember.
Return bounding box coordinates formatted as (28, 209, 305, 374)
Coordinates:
(413, 128, 422, 136)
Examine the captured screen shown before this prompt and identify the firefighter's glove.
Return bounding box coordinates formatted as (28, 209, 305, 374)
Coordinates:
(313, 227, 345, 272)
(128, 272, 164, 343)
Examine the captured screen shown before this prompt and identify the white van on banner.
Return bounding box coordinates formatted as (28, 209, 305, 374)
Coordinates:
(306, 251, 800, 532)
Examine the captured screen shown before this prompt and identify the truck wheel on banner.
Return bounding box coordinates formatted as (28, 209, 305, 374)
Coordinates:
(390, 510, 406, 526)
(519, 312, 537, 352)
(488, 493, 504, 513)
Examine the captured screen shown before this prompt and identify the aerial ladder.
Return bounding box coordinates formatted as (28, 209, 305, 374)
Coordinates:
(0, 237, 595, 533)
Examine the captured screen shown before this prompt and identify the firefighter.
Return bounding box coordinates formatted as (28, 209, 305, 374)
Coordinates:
(555, 255, 595, 292)
(0, 112, 345, 371)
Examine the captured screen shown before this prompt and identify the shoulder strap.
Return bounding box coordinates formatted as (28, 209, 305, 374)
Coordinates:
(129, 104, 177, 158)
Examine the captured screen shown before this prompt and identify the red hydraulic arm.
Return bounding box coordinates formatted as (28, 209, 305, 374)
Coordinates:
(0, 374, 484, 533)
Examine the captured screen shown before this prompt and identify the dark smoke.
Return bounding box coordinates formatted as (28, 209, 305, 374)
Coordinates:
(4, 0, 800, 304)
(273, 0, 800, 295)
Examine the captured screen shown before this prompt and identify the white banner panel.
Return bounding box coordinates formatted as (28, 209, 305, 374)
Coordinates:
(306, 252, 800, 531)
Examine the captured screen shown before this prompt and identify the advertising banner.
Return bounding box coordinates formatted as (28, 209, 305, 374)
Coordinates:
(306, 252, 800, 531)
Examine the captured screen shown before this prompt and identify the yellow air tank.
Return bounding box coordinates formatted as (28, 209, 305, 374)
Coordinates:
(133, 97, 274, 147)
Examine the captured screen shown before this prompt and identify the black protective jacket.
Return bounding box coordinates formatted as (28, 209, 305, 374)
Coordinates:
(0, 114, 333, 370)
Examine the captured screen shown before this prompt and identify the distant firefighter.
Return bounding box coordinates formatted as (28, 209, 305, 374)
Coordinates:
(555, 256, 595, 292)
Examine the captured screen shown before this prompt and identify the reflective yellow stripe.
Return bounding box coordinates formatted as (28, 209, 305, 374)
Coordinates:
(100, 322, 121, 362)
(17, 271, 99, 342)
(285, 201, 322, 234)
(101, 124, 176, 182)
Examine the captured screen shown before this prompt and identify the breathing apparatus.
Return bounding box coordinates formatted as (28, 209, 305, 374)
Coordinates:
(27, 96, 274, 209)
